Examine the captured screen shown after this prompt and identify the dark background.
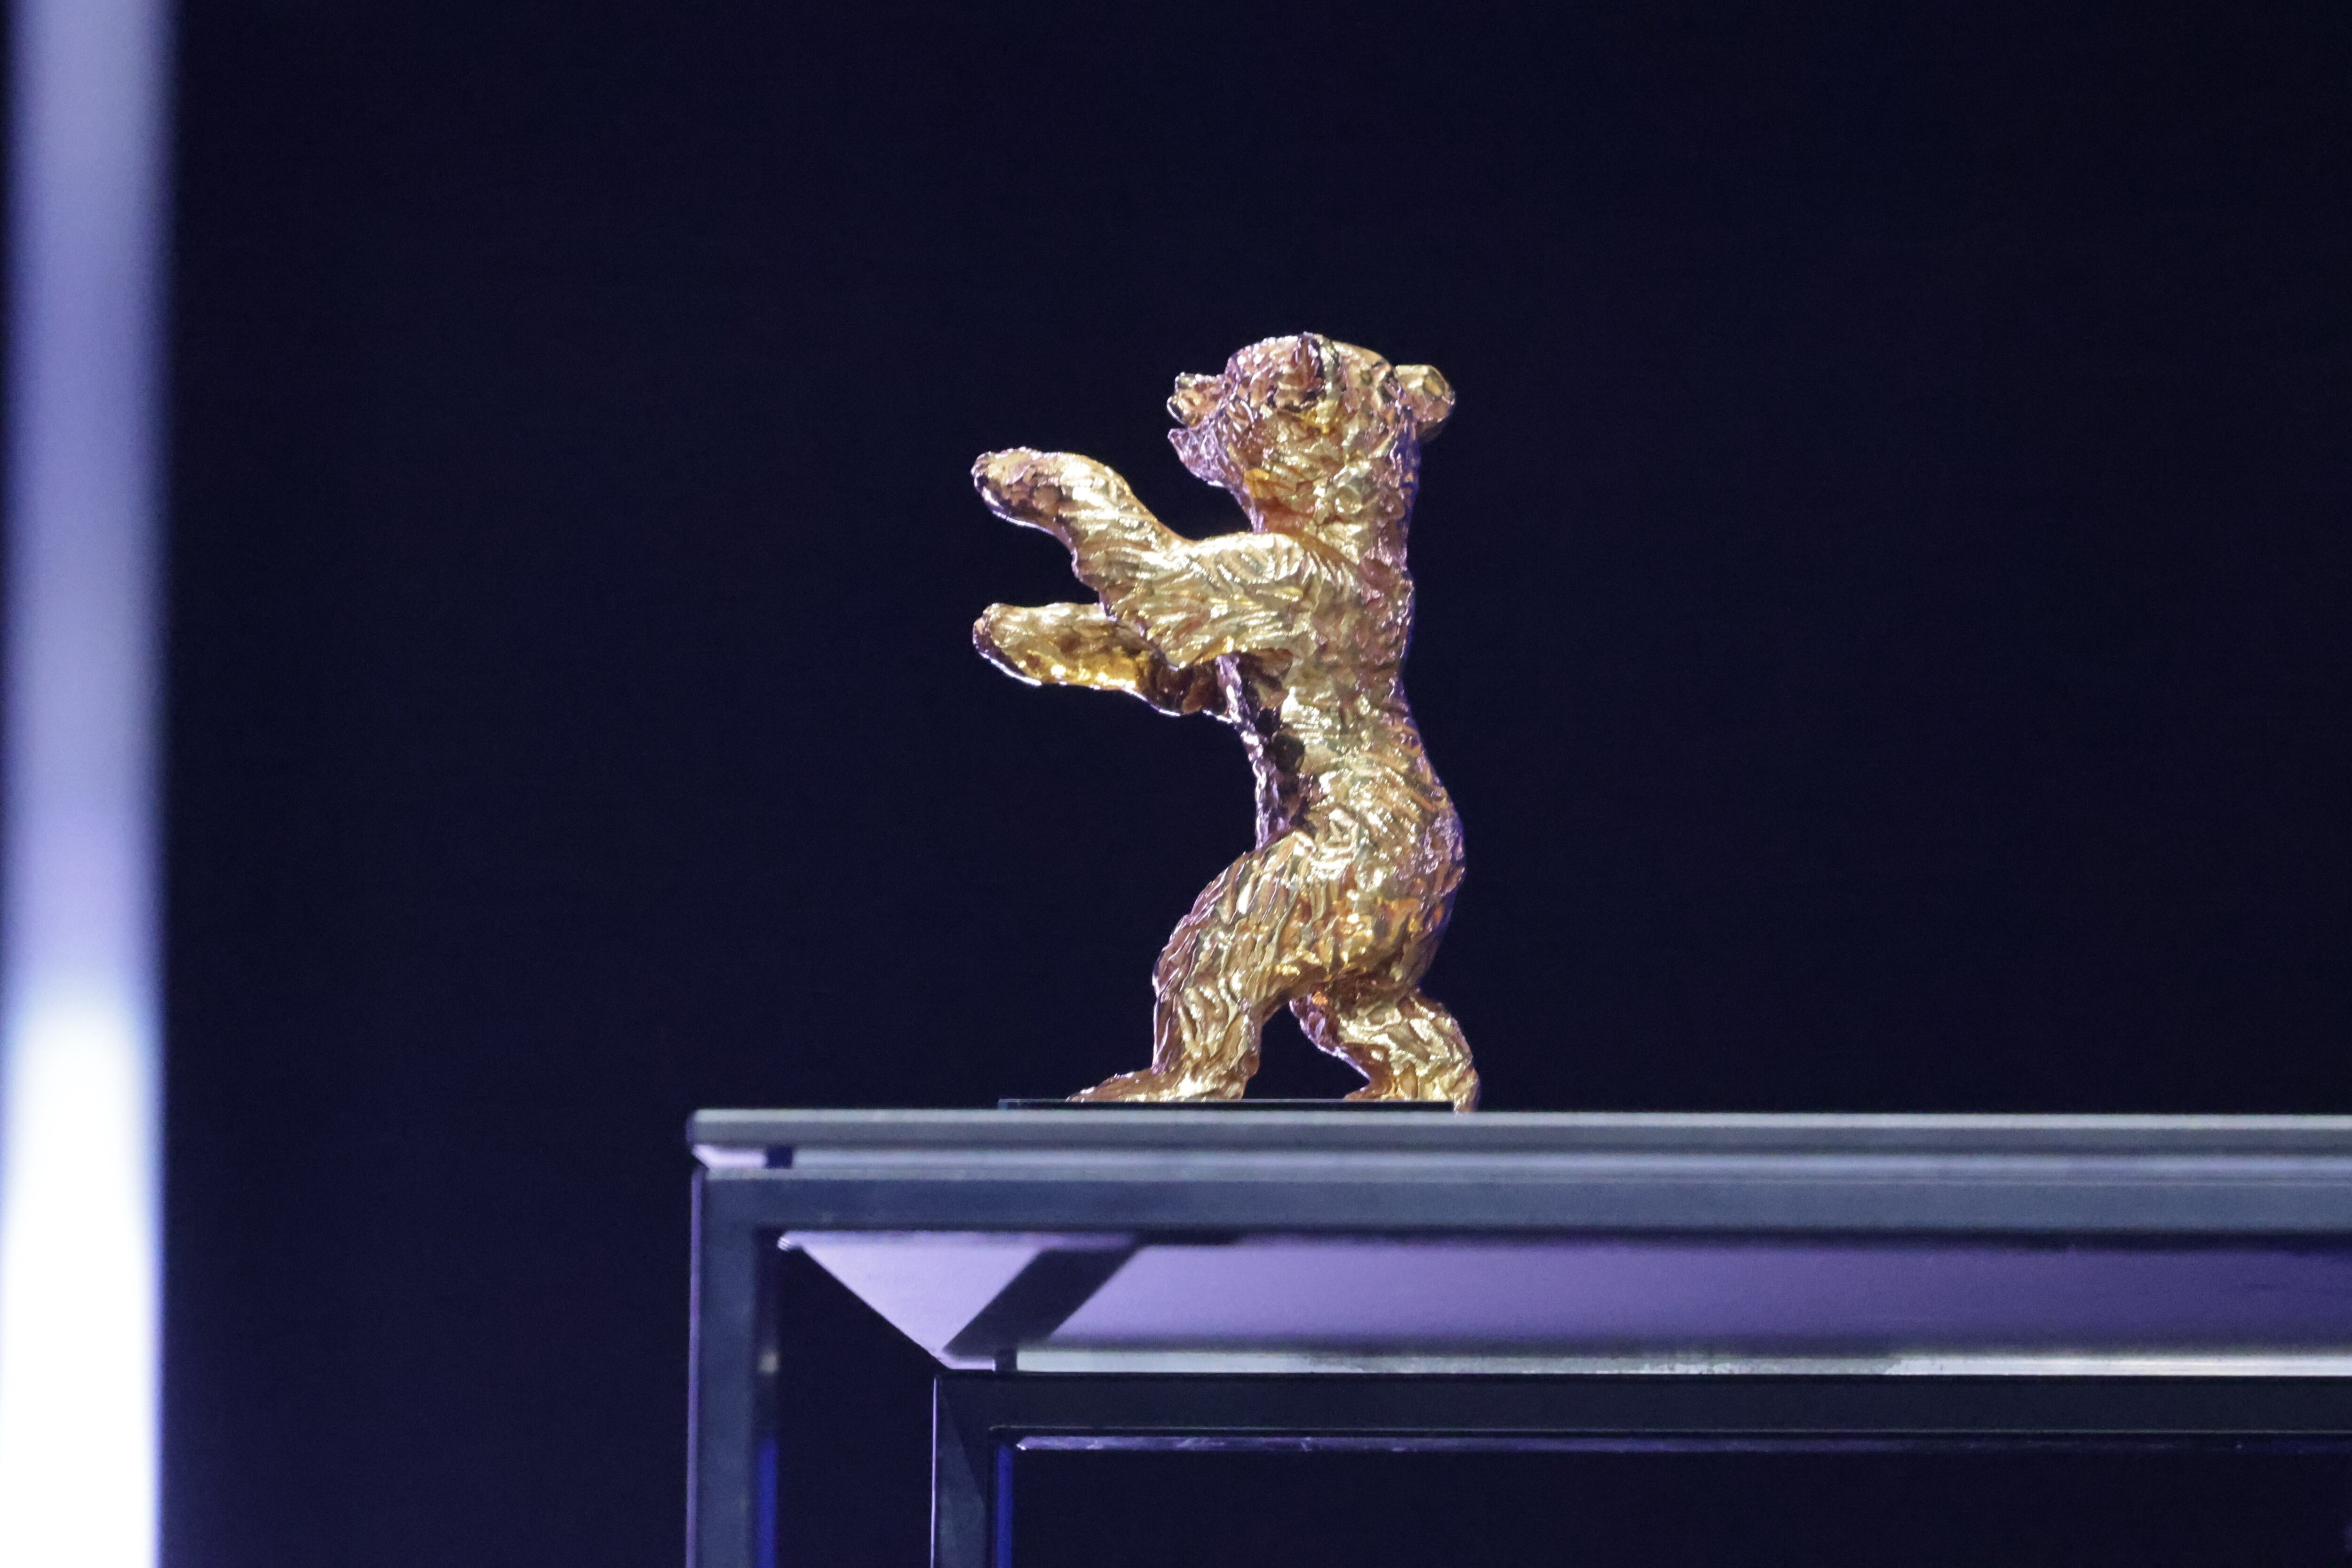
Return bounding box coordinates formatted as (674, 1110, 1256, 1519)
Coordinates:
(164, 1, 2352, 1564)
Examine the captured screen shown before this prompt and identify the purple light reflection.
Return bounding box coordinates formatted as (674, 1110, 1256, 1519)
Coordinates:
(1043, 1238, 2352, 1355)
(0, 0, 170, 1559)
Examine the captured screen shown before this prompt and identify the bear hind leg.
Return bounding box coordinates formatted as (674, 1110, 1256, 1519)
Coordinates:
(1070, 851, 1296, 1103)
(1295, 989, 1478, 1111)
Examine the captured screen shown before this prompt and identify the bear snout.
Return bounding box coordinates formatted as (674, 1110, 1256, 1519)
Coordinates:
(1167, 374, 1224, 428)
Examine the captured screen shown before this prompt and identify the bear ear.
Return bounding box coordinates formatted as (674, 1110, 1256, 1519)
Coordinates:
(1393, 364, 1455, 442)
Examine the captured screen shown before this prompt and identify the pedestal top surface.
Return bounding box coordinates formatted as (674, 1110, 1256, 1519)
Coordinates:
(693, 1106, 2352, 1158)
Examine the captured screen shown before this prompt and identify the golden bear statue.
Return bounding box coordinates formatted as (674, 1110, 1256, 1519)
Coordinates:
(973, 333, 1478, 1109)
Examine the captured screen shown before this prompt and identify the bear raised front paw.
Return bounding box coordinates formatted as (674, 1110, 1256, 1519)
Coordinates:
(971, 448, 1069, 534)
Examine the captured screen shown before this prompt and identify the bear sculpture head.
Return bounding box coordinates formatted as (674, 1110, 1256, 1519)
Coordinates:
(1168, 333, 1453, 561)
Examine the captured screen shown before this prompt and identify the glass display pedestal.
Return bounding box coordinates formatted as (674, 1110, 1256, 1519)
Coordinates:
(686, 1109, 2352, 1568)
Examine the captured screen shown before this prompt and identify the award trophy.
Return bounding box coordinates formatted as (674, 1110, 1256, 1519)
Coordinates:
(685, 338, 2352, 1568)
(969, 333, 1473, 1109)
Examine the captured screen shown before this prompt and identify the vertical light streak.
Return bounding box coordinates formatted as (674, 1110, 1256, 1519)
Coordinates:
(0, 0, 170, 1563)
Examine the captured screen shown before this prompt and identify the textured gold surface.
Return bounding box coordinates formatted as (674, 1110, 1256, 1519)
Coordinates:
(974, 334, 1478, 1109)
